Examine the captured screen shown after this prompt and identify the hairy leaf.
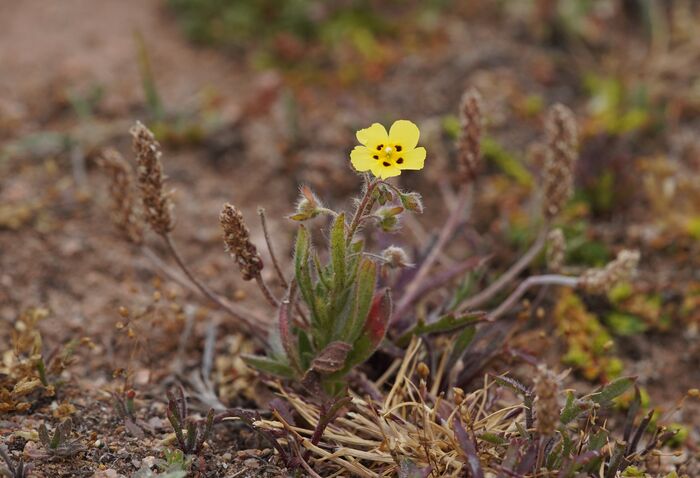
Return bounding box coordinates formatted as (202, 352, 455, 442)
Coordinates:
(242, 355, 294, 379)
(592, 377, 634, 405)
(396, 312, 482, 347)
(344, 289, 392, 371)
(311, 341, 352, 374)
(342, 259, 377, 342)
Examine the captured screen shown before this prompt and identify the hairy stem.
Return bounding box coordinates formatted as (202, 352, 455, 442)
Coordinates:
(459, 225, 549, 312)
(346, 178, 379, 244)
(162, 234, 268, 339)
(255, 275, 280, 308)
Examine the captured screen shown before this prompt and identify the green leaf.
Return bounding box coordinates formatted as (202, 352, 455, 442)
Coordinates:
(342, 259, 377, 342)
(396, 312, 482, 347)
(294, 226, 318, 324)
(330, 213, 347, 292)
(560, 391, 582, 425)
(297, 331, 314, 371)
(479, 432, 507, 445)
(588, 430, 608, 451)
(591, 377, 634, 405)
(242, 355, 294, 379)
(343, 289, 392, 372)
(448, 325, 477, 367)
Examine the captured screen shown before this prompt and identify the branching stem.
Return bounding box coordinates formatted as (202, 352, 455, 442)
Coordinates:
(459, 225, 549, 312)
(488, 274, 579, 321)
(346, 178, 379, 244)
(394, 185, 471, 320)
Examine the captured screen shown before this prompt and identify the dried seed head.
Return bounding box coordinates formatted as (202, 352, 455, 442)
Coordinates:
(542, 104, 578, 220)
(533, 364, 560, 436)
(579, 249, 640, 294)
(457, 88, 484, 182)
(416, 362, 430, 380)
(381, 246, 412, 269)
(97, 148, 144, 244)
(220, 203, 263, 281)
(131, 121, 174, 235)
(546, 228, 566, 273)
(399, 192, 424, 214)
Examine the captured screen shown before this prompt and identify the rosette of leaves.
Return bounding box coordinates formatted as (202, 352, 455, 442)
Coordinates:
(245, 213, 391, 395)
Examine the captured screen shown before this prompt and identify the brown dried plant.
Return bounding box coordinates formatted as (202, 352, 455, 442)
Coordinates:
(97, 148, 144, 244)
(579, 249, 641, 294)
(131, 121, 174, 235)
(457, 88, 484, 182)
(220, 204, 264, 282)
(542, 103, 578, 220)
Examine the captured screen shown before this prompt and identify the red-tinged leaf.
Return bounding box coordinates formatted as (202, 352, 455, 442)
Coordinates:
(364, 289, 392, 345)
(341, 289, 392, 372)
(278, 299, 300, 373)
(311, 341, 351, 374)
(453, 416, 484, 478)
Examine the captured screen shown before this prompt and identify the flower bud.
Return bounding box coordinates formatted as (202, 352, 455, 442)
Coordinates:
(375, 206, 403, 232)
(399, 192, 424, 214)
(381, 246, 412, 268)
(289, 185, 323, 221)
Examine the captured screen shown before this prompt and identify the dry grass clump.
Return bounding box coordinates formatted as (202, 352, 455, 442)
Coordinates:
(241, 340, 677, 478)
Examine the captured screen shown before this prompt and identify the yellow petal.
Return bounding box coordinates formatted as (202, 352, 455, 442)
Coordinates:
(377, 164, 401, 179)
(398, 147, 426, 170)
(389, 120, 420, 150)
(350, 146, 374, 172)
(356, 123, 388, 147)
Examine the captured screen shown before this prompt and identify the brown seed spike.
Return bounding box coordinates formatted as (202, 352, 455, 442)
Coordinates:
(579, 249, 640, 294)
(457, 88, 484, 183)
(533, 365, 560, 436)
(97, 148, 144, 244)
(131, 121, 175, 235)
(542, 104, 578, 220)
(220, 203, 263, 281)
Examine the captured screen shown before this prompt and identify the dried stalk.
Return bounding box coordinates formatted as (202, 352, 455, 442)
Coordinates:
(258, 208, 288, 288)
(487, 273, 578, 322)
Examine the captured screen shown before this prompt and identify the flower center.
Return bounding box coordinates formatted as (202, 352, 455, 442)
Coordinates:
(373, 143, 404, 167)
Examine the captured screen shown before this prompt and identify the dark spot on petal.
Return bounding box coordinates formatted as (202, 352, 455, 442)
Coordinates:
(397, 157, 404, 164)
(377, 144, 384, 151)
(373, 155, 379, 159)
(395, 145, 402, 152)
(382, 161, 391, 167)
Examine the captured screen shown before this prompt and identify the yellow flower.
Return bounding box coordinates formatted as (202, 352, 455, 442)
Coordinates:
(350, 120, 426, 179)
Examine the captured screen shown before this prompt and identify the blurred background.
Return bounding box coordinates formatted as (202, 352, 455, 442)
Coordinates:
(2, 0, 700, 454)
